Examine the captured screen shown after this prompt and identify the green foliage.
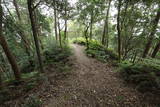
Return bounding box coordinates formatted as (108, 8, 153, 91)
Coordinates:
(73, 37, 86, 45)
(73, 38, 118, 62)
(44, 38, 72, 72)
(44, 45, 72, 63)
(1, 0, 160, 105)
(0, 72, 43, 104)
(44, 45, 72, 72)
(120, 60, 160, 92)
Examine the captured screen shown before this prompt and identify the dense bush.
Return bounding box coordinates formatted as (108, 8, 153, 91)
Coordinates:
(73, 38, 118, 62)
(44, 45, 72, 64)
(72, 37, 86, 45)
(120, 60, 160, 92)
(44, 39, 72, 73)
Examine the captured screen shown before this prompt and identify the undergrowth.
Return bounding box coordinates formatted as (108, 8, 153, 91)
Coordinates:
(0, 38, 72, 105)
(73, 37, 86, 45)
(120, 59, 160, 92)
(44, 43, 72, 73)
(0, 71, 45, 104)
(73, 38, 118, 63)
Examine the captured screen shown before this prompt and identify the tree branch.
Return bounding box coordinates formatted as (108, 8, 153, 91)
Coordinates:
(32, 0, 42, 11)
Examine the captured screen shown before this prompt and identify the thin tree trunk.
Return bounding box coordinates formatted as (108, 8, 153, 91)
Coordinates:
(54, 1, 58, 41)
(64, 0, 67, 41)
(64, 19, 67, 41)
(90, 10, 93, 40)
(35, 9, 44, 50)
(84, 26, 90, 50)
(121, 1, 129, 56)
(13, 0, 21, 21)
(132, 51, 138, 63)
(142, 6, 160, 58)
(102, 0, 112, 47)
(12, 0, 33, 66)
(117, 0, 122, 62)
(57, 18, 62, 48)
(6, 0, 31, 52)
(0, 66, 2, 88)
(151, 40, 160, 58)
(0, 1, 21, 80)
(27, 0, 43, 72)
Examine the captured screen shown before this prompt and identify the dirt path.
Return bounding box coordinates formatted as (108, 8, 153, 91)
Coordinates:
(45, 44, 153, 107)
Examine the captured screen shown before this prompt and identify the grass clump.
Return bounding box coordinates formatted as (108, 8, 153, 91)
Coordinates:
(120, 60, 160, 92)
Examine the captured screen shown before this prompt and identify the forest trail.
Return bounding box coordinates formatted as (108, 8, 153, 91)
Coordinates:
(45, 44, 151, 107)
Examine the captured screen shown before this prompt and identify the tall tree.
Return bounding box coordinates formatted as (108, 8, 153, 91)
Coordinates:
(57, 17, 62, 48)
(117, 0, 122, 62)
(102, 0, 112, 47)
(142, 5, 160, 58)
(84, 25, 90, 49)
(89, 10, 93, 40)
(64, 0, 68, 41)
(0, 0, 21, 80)
(12, 0, 33, 66)
(27, 0, 43, 72)
(54, 1, 58, 41)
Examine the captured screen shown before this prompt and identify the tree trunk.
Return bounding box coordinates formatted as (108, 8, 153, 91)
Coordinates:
(84, 26, 90, 50)
(54, 2, 58, 41)
(12, 0, 33, 66)
(0, 66, 2, 88)
(102, 0, 112, 47)
(35, 9, 44, 51)
(90, 10, 93, 40)
(64, 19, 67, 41)
(27, 0, 43, 72)
(117, 0, 122, 62)
(64, 0, 67, 41)
(151, 40, 160, 58)
(0, 1, 21, 81)
(132, 51, 138, 63)
(57, 18, 62, 48)
(142, 6, 160, 58)
(13, 0, 21, 21)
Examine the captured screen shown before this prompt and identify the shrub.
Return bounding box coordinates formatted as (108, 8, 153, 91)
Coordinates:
(73, 37, 86, 45)
(73, 37, 118, 62)
(120, 60, 160, 92)
(44, 45, 72, 63)
(44, 41, 72, 73)
(87, 40, 118, 62)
